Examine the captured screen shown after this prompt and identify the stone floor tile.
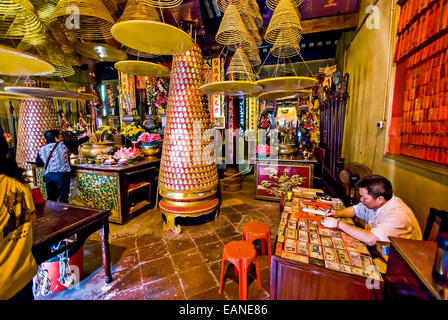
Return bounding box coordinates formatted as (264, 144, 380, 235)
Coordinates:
(197, 241, 224, 264)
(178, 265, 218, 298)
(171, 248, 205, 273)
(140, 256, 175, 284)
(143, 275, 186, 300)
(138, 241, 169, 263)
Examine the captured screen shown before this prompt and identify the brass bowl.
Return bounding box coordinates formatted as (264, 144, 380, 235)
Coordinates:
(140, 145, 160, 157)
(279, 143, 297, 155)
(79, 142, 116, 159)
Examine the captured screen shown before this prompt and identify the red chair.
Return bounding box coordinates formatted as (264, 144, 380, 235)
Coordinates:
(218, 240, 262, 300)
(242, 221, 272, 271)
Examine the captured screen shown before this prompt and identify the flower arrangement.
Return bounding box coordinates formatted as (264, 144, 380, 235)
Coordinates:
(255, 144, 271, 157)
(121, 122, 145, 142)
(139, 132, 162, 147)
(113, 147, 143, 162)
(96, 126, 117, 142)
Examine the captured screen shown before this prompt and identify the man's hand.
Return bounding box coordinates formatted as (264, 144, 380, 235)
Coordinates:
(321, 217, 339, 229)
(325, 207, 336, 217)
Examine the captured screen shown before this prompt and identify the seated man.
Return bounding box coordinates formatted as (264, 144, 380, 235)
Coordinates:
(321, 175, 422, 246)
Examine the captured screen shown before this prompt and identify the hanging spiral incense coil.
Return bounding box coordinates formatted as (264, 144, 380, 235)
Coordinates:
(50, 0, 116, 40)
(102, 0, 120, 19)
(270, 28, 301, 58)
(247, 50, 261, 67)
(215, 0, 249, 14)
(29, 0, 58, 24)
(248, 0, 263, 29)
(0, 1, 46, 39)
(265, 0, 302, 45)
(141, 0, 183, 8)
(226, 46, 255, 81)
(240, 13, 262, 46)
(266, 0, 303, 11)
(215, 4, 250, 46)
(119, 0, 161, 22)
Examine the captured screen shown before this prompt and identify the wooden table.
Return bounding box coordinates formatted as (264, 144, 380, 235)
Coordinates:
(253, 156, 317, 201)
(384, 237, 448, 300)
(270, 254, 383, 300)
(32, 201, 112, 283)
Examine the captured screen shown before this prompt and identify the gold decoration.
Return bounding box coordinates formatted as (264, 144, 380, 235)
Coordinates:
(75, 42, 128, 61)
(0, 44, 54, 76)
(50, 0, 116, 40)
(270, 28, 301, 58)
(265, 0, 302, 45)
(266, 0, 303, 11)
(226, 46, 255, 81)
(114, 61, 169, 77)
(111, 20, 193, 55)
(258, 89, 311, 101)
(199, 80, 262, 97)
(257, 76, 318, 91)
(215, 4, 249, 46)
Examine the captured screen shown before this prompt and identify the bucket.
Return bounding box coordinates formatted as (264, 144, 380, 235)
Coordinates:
(33, 240, 84, 297)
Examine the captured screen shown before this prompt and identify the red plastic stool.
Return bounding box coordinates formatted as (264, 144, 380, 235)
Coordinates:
(242, 221, 272, 271)
(218, 240, 262, 300)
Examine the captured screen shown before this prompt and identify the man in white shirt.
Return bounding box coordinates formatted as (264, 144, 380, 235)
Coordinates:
(321, 175, 422, 246)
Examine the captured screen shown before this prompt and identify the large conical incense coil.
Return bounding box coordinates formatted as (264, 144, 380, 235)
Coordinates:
(215, 4, 250, 46)
(216, 0, 250, 14)
(241, 13, 262, 46)
(119, 0, 161, 22)
(30, 0, 58, 24)
(265, 0, 302, 45)
(270, 28, 301, 58)
(226, 46, 255, 81)
(0, 3, 46, 39)
(102, 0, 120, 19)
(247, 50, 261, 67)
(248, 0, 263, 29)
(116, 0, 127, 10)
(266, 0, 303, 10)
(50, 0, 116, 40)
(141, 0, 183, 8)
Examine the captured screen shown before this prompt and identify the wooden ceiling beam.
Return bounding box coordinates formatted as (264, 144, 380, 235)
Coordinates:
(301, 13, 359, 34)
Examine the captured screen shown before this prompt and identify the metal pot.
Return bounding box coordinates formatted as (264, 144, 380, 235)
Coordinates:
(79, 142, 116, 159)
(140, 145, 160, 157)
(279, 143, 297, 155)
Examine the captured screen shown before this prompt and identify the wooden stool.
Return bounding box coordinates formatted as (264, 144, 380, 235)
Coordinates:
(242, 221, 272, 271)
(218, 240, 262, 300)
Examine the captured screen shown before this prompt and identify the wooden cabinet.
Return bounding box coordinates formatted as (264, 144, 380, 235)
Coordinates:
(270, 255, 383, 300)
(384, 237, 448, 300)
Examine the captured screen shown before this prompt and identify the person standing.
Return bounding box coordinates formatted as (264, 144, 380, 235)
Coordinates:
(35, 130, 91, 203)
(0, 134, 37, 300)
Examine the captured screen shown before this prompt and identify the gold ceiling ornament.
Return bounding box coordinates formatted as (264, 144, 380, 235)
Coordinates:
(0, 44, 55, 76)
(75, 42, 128, 61)
(4, 86, 95, 100)
(266, 0, 303, 11)
(114, 60, 170, 77)
(240, 13, 262, 46)
(50, 0, 116, 40)
(258, 89, 311, 101)
(199, 80, 262, 97)
(141, 0, 183, 8)
(265, 0, 302, 45)
(216, 0, 249, 14)
(270, 28, 301, 58)
(256, 76, 317, 92)
(111, 20, 193, 55)
(226, 46, 255, 81)
(215, 4, 250, 46)
(119, 0, 161, 22)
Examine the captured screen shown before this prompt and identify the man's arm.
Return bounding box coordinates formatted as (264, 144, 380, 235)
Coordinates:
(338, 221, 380, 246)
(35, 151, 44, 167)
(327, 206, 356, 218)
(64, 135, 90, 151)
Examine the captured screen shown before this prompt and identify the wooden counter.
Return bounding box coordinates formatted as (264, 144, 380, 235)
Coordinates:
(384, 237, 448, 300)
(31, 158, 160, 224)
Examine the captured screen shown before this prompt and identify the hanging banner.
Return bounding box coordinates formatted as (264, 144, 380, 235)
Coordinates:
(247, 97, 259, 132)
(211, 57, 225, 129)
(118, 71, 136, 115)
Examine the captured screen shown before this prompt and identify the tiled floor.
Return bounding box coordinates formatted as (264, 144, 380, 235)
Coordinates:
(35, 175, 281, 300)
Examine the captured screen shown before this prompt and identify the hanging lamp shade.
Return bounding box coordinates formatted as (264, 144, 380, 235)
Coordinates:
(266, 0, 303, 11)
(215, 4, 250, 46)
(50, 0, 116, 40)
(114, 61, 170, 77)
(226, 46, 255, 81)
(240, 14, 262, 46)
(270, 28, 301, 58)
(141, 0, 183, 8)
(265, 0, 302, 45)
